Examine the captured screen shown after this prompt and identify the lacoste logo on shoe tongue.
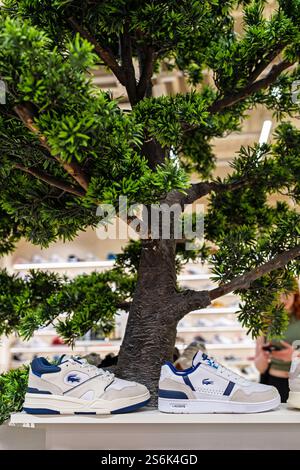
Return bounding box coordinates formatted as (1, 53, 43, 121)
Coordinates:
(202, 378, 213, 385)
(67, 374, 80, 383)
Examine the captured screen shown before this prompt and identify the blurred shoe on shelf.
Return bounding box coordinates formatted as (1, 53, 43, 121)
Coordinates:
(195, 318, 214, 327)
(52, 336, 65, 345)
(49, 254, 65, 263)
(212, 334, 233, 345)
(240, 364, 259, 382)
(186, 267, 205, 275)
(224, 355, 241, 361)
(238, 336, 255, 345)
(85, 252, 99, 262)
(106, 252, 116, 261)
(211, 301, 226, 308)
(177, 319, 189, 329)
(214, 317, 238, 327)
(287, 349, 300, 409)
(67, 254, 84, 263)
(227, 300, 240, 309)
(174, 340, 206, 371)
(31, 254, 47, 264)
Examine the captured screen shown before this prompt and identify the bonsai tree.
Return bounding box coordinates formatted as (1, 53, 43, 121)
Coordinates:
(0, 0, 300, 411)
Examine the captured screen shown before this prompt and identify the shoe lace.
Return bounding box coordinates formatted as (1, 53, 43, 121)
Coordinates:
(201, 353, 248, 385)
(72, 356, 114, 380)
(218, 364, 247, 382)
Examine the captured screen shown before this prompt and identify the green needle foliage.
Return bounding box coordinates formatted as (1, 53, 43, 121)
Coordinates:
(0, 265, 136, 343)
(0, 366, 29, 424)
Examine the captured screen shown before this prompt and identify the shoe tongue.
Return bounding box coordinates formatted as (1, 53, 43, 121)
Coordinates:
(192, 351, 219, 369)
(57, 354, 68, 364)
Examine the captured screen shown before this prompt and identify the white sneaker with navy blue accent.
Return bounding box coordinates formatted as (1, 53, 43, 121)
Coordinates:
(158, 352, 280, 413)
(23, 355, 150, 415)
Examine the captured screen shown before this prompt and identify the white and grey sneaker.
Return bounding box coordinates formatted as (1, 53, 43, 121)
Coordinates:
(287, 351, 300, 409)
(23, 355, 150, 415)
(158, 352, 280, 413)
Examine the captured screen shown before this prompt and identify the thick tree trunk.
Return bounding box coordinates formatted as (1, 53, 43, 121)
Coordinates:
(116, 239, 181, 404)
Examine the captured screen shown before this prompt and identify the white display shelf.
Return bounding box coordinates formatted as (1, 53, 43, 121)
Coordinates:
(177, 326, 244, 333)
(10, 405, 300, 425)
(206, 343, 254, 350)
(7, 405, 300, 450)
(13, 260, 114, 270)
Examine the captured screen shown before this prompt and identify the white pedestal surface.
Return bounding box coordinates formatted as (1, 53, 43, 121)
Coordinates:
(3, 405, 300, 450)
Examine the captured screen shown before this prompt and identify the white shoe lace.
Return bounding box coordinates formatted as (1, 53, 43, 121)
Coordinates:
(217, 363, 249, 385)
(72, 356, 114, 380)
(201, 353, 249, 385)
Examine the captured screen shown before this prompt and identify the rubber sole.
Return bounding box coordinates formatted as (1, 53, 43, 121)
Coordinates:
(23, 391, 150, 415)
(158, 395, 281, 414)
(287, 391, 300, 409)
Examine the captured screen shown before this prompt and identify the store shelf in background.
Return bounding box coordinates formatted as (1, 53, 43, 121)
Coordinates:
(206, 343, 254, 350)
(13, 262, 240, 301)
(10, 341, 121, 355)
(189, 307, 238, 314)
(177, 326, 244, 333)
(178, 274, 213, 281)
(13, 261, 114, 271)
(34, 330, 57, 337)
(10, 342, 255, 356)
(224, 360, 254, 367)
(176, 342, 254, 350)
(13, 261, 212, 273)
(5, 260, 248, 375)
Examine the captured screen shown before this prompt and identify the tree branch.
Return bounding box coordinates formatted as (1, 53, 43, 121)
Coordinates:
(120, 22, 138, 105)
(14, 163, 86, 197)
(209, 59, 293, 114)
(164, 178, 249, 208)
(181, 178, 248, 205)
(179, 244, 300, 313)
(245, 47, 284, 84)
(14, 103, 90, 192)
(176, 289, 211, 320)
(209, 245, 300, 300)
(68, 17, 126, 86)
